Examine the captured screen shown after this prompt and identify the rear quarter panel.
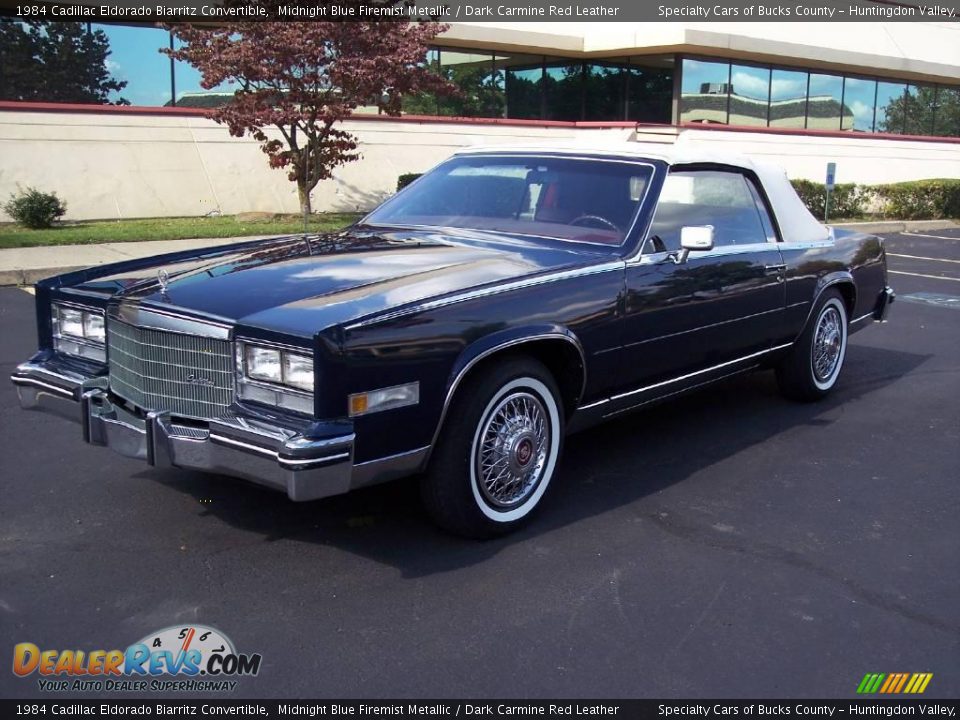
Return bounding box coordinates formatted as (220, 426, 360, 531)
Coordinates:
(779, 229, 886, 341)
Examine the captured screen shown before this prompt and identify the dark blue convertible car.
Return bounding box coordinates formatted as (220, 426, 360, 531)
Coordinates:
(11, 143, 894, 537)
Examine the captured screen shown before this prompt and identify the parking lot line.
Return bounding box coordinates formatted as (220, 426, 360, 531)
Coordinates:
(889, 270, 960, 282)
(904, 232, 960, 240)
(21, 287, 34, 295)
(888, 253, 960, 264)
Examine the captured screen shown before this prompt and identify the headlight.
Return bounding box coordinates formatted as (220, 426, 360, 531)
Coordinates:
(51, 303, 106, 362)
(245, 346, 283, 384)
(238, 342, 314, 414)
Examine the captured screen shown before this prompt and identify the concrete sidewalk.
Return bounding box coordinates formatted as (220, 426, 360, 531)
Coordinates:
(0, 220, 957, 287)
(0, 235, 275, 287)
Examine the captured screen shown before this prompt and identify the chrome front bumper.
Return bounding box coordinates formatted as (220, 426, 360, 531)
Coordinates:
(11, 360, 355, 502)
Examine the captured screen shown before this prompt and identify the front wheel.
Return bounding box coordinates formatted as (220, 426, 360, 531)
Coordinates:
(421, 358, 563, 539)
(776, 289, 848, 402)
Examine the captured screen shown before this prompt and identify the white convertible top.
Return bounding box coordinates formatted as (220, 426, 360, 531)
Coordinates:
(455, 141, 831, 246)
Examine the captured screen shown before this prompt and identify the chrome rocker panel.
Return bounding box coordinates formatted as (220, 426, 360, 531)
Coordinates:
(10, 360, 411, 503)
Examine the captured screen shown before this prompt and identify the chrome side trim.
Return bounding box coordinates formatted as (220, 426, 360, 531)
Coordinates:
(209, 433, 277, 459)
(603, 366, 756, 419)
(579, 342, 793, 411)
(110, 304, 232, 340)
(344, 261, 624, 330)
(851, 312, 874, 325)
(425, 332, 587, 463)
(632, 240, 834, 266)
(778, 241, 835, 251)
(278, 452, 350, 468)
(352, 446, 430, 488)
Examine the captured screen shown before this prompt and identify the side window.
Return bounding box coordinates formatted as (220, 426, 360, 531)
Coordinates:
(646, 170, 769, 252)
(746, 178, 780, 243)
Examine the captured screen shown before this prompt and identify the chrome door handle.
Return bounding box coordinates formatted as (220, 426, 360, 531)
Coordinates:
(764, 264, 787, 275)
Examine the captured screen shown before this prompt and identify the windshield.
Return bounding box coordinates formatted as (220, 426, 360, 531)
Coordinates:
(365, 155, 653, 246)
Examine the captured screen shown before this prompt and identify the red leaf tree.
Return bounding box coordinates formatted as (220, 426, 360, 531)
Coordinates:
(165, 16, 452, 215)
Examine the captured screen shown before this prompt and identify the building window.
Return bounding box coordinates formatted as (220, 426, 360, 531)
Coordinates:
(933, 86, 960, 137)
(902, 84, 938, 136)
(501, 55, 543, 120)
(769, 68, 808, 128)
(841, 77, 876, 132)
(680, 58, 732, 125)
(583, 61, 626, 121)
(729, 64, 770, 127)
(627, 55, 674, 124)
(543, 60, 583, 121)
(875, 81, 907, 134)
(806, 73, 846, 131)
(401, 49, 441, 116)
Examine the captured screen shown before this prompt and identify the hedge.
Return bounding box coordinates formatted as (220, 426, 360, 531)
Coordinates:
(396, 173, 423, 191)
(871, 179, 960, 220)
(791, 178, 960, 220)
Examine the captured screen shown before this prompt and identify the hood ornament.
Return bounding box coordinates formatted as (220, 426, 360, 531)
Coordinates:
(157, 269, 170, 295)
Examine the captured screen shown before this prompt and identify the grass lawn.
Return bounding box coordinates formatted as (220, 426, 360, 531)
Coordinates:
(0, 213, 363, 249)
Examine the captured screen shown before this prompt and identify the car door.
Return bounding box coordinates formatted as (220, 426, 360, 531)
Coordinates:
(614, 167, 787, 396)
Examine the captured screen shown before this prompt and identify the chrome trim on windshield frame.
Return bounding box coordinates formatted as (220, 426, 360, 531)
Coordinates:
(362, 153, 658, 251)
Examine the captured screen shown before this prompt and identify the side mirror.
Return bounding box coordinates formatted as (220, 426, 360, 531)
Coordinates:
(674, 225, 714, 263)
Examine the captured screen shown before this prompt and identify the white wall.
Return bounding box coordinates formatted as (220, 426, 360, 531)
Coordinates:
(0, 109, 957, 222)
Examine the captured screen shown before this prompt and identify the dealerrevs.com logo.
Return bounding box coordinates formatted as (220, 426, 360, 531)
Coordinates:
(13, 625, 262, 693)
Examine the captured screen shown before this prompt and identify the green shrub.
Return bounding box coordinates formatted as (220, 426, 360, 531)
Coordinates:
(3, 187, 67, 229)
(872, 179, 960, 220)
(396, 173, 423, 191)
(790, 179, 869, 219)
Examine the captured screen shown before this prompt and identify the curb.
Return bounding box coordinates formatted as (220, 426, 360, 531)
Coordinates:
(833, 219, 959, 233)
(0, 267, 86, 287)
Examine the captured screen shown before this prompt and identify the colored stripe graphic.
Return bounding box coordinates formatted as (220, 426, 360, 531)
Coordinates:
(857, 672, 932, 694)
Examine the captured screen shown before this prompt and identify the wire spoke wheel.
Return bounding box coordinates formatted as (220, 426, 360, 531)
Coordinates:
(812, 306, 843, 382)
(474, 391, 550, 509)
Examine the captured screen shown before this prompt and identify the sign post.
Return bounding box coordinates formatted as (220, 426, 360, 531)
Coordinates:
(824, 162, 837, 223)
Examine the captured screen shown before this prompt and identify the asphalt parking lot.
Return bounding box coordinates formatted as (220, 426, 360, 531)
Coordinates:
(1, 229, 957, 700)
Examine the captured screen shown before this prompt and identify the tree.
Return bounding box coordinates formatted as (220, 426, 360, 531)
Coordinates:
(165, 13, 453, 216)
(0, 20, 128, 104)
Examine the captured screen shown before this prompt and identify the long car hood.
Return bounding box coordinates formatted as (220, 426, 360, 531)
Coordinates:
(78, 229, 599, 337)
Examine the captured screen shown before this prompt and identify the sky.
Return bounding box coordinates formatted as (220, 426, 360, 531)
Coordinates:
(97, 24, 233, 106)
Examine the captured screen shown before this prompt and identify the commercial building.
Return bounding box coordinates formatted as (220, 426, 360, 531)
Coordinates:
(1, 19, 958, 220)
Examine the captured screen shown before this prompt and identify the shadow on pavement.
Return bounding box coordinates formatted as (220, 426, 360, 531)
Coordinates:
(139, 342, 930, 578)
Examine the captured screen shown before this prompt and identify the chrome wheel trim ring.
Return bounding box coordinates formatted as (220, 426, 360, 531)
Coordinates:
(810, 299, 847, 390)
(469, 377, 561, 523)
(474, 391, 549, 508)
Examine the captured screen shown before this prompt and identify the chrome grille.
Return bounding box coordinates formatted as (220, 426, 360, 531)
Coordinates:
(107, 319, 234, 419)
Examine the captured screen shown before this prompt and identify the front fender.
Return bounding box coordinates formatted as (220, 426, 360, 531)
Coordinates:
(426, 324, 587, 460)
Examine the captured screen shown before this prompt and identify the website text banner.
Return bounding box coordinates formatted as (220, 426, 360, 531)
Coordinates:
(9, 0, 960, 22)
(1, 700, 959, 717)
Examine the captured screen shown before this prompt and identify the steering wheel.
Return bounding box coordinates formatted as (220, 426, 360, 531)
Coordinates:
(568, 214, 621, 234)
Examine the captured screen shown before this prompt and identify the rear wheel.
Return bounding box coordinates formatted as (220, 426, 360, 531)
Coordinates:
(421, 357, 563, 539)
(776, 289, 848, 401)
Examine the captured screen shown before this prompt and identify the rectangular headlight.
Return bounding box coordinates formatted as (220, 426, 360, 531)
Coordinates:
(51, 303, 106, 362)
(245, 346, 283, 384)
(238, 342, 314, 414)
